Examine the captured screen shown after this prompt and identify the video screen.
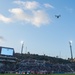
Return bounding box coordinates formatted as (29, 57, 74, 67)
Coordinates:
(1, 47, 14, 56)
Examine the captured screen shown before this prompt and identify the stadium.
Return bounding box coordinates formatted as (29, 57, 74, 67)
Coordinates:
(0, 46, 75, 75)
(0, 46, 17, 73)
(0, 0, 75, 75)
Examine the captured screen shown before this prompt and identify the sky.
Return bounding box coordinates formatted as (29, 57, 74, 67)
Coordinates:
(0, 0, 75, 59)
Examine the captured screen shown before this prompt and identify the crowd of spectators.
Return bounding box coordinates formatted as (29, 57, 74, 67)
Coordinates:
(0, 58, 75, 74)
(15, 59, 75, 74)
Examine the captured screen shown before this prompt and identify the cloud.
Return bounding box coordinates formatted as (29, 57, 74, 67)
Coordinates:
(0, 0, 52, 27)
(14, 0, 40, 10)
(44, 3, 54, 8)
(9, 8, 50, 27)
(0, 14, 12, 23)
(9, 8, 32, 22)
(31, 10, 50, 27)
(0, 36, 5, 43)
(9, 8, 27, 21)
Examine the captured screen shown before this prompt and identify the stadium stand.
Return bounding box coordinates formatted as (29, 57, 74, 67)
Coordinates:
(0, 47, 75, 74)
(0, 46, 17, 73)
(15, 59, 75, 74)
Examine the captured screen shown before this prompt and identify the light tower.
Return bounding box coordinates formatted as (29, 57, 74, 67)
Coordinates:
(21, 41, 24, 54)
(69, 40, 73, 60)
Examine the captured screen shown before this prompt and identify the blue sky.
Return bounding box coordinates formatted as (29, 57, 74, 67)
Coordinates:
(0, 0, 75, 59)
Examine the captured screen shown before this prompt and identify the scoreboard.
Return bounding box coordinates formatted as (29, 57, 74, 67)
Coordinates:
(0, 46, 14, 56)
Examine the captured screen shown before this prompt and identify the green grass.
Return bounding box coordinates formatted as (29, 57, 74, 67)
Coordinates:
(53, 74, 75, 75)
(0, 74, 75, 75)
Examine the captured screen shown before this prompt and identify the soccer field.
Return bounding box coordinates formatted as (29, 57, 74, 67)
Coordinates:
(0, 74, 75, 75)
(53, 74, 75, 75)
